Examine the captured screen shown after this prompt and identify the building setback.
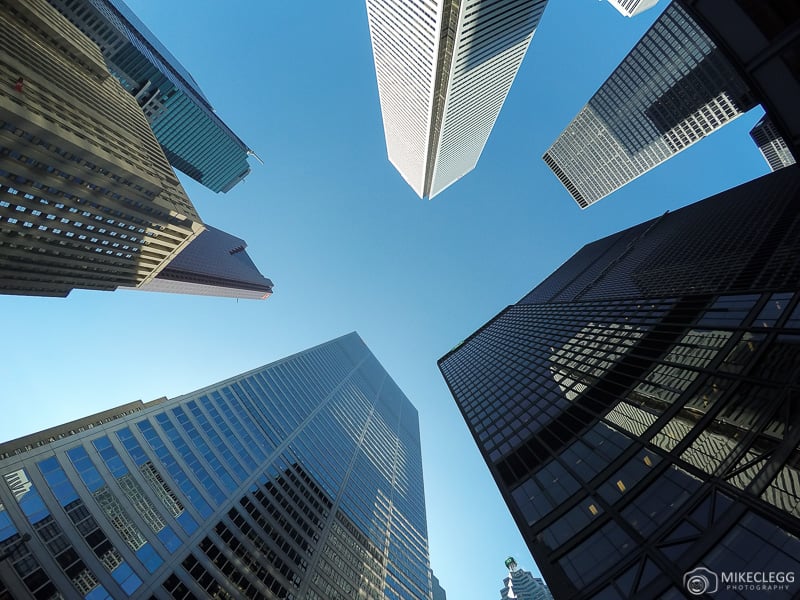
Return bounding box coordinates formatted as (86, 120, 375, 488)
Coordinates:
(544, 1, 756, 208)
(439, 167, 800, 598)
(366, 0, 549, 199)
(0, 0, 271, 299)
(47, 0, 253, 193)
(0, 333, 432, 600)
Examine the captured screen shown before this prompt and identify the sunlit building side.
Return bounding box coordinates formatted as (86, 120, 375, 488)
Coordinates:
(0, 333, 432, 600)
(366, 0, 549, 199)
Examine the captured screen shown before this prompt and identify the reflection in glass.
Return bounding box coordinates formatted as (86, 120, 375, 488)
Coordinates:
(4, 467, 105, 598)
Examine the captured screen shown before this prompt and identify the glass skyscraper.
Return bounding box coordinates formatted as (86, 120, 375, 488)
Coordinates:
(366, 0, 549, 199)
(47, 0, 254, 193)
(440, 167, 800, 598)
(0, 333, 432, 600)
(543, 1, 756, 208)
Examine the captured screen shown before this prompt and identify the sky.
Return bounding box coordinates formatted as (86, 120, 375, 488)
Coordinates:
(1, 1, 773, 598)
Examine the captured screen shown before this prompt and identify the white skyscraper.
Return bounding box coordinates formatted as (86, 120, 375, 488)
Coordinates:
(365, 0, 549, 199)
(606, 0, 659, 17)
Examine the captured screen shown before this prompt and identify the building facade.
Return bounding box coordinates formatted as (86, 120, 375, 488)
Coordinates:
(0, 0, 205, 297)
(431, 572, 447, 600)
(47, 0, 253, 193)
(605, 0, 659, 18)
(500, 557, 553, 600)
(543, 1, 756, 208)
(0, 0, 271, 299)
(0, 333, 432, 600)
(439, 168, 800, 598)
(127, 225, 274, 299)
(366, 0, 549, 199)
(749, 115, 797, 172)
(681, 0, 800, 168)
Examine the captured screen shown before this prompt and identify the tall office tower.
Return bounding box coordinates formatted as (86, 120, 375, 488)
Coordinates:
(439, 168, 800, 599)
(500, 557, 553, 600)
(47, 0, 253, 193)
(681, 0, 800, 169)
(127, 225, 274, 299)
(366, 0, 548, 199)
(0, 0, 204, 297)
(0, 333, 432, 600)
(750, 115, 797, 172)
(606, 0, 659, 18)
(543, 1, 756, 208)
(432, 572, 447, 600)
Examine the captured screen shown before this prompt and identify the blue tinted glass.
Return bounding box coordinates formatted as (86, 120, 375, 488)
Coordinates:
(135, 543, 163, 573)
(176, 511, 197, 535)
(156, 526, 181, 553)
(112, 562, 142, 594)
(85, 584, 111, 600)
(67, 446, 104, 492)
(137, 419, 214, 518)
(153, 414, 225, 505)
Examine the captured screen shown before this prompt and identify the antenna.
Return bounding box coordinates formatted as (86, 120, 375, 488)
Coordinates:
(247, 149, 265, 165)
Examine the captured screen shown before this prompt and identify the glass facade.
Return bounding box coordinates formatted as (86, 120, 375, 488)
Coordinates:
(440, 168, 800, 599)
(47, 0, 252, 193)
(0, 333, 431, 599)
(543, 1, 756, 208)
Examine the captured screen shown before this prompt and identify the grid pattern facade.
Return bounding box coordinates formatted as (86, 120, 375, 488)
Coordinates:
(0, 0, 203, 297)
(543, 1, 755, 208)
(0, 333, 432, 600)
(128, 225, 274, 300)
(47, 0, 252, 193)
(749, 115, 797, 172)
(439, 168, 800, 599)
(605, 0, 659, 18)
(366, 0, 548, 199)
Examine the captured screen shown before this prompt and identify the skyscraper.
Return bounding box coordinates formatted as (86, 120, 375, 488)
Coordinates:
(126, 226, 274, 299)
(605, 0, 659, 18)
(0, 0, 271, 299)
(439, 167, 800, 598)
(432, 572, 447, 600)
(750, 115, 797, 172)
(0, 333, 432, 599)
(0, 0, 203, 297)
(543, 1, 756, 208)
(500, 557, 553, 600)
(47, 0, 254, 193)
(366, 0, 549, 199)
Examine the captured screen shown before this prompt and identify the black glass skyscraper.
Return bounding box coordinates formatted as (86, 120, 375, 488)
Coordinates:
(440, 167, 800, 599)
(0, 333, 431, 600)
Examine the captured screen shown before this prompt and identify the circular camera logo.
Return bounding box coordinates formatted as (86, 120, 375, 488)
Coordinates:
(684, 567, 719, 596)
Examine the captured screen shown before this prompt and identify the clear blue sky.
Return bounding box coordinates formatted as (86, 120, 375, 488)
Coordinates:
(2, 1, 770, 598)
